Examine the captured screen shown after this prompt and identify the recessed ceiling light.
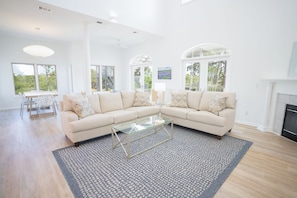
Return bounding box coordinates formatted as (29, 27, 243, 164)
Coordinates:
(133, 31, 138, 34)
(38, 6, 51, 12)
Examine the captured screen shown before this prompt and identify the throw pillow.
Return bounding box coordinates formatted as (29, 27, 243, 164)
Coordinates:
(70, 96, 95, 119)
(170, 91, 188, 108)
(133, 91, 150, 106)
(208, 95, 227, 115)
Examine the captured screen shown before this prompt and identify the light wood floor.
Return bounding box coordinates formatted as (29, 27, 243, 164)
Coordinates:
(0, 109, 296, 198)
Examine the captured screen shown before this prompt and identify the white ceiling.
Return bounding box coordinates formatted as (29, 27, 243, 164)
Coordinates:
(0, 0, 162, 48)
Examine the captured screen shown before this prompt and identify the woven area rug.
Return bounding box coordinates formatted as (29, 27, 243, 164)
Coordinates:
(53, 126, 252, 198)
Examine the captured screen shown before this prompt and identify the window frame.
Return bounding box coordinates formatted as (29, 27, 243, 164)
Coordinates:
(131, 64, 152, 92)
(11, 62, 57, 95)
(90, 65, 115, 92)
(182, 46, 230, 92)
(37, 64, 57, 92)
(130, 55, 153, 92)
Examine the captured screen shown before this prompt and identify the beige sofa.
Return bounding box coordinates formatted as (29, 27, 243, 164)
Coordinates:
(60, 91, 160, 146)
(60, 90, 236, 146)
(161, 91, 237, 139)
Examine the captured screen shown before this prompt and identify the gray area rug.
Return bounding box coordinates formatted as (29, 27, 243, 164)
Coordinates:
(53, 125, 252, 198)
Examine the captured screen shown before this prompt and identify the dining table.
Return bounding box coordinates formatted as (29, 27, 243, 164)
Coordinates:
(23, 91, 58, 117)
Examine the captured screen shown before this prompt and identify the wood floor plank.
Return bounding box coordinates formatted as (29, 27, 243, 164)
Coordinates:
(0, 110, 296, 198)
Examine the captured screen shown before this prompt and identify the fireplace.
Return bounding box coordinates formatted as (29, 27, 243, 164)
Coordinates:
(282, 104, 297, 142)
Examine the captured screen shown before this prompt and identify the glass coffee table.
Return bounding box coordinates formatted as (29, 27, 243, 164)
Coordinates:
(112, 114, 173, 158)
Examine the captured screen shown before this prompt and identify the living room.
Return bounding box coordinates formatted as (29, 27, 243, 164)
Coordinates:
(0, 0, 297, 197)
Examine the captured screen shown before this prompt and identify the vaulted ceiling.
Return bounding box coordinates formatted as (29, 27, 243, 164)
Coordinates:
(0, 0, 164, 48)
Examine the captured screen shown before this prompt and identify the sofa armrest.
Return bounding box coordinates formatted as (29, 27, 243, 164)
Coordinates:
(61, 111, 79, 122)
(60, 111, 79, 138)
(219, 108, 236, 127)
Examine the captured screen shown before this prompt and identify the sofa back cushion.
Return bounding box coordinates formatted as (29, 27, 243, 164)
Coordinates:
(87, 94, 101, 113)
(121, 91, 135, 109)
(199, 91, 236, 111)
(187, 91, 203, 110)
(63, 94, 83, 111)
(99, 92, 124, 113)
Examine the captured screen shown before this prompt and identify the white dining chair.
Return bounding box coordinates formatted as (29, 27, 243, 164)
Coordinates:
(35, 95, 57, 116)
(19, 93, 36, 119)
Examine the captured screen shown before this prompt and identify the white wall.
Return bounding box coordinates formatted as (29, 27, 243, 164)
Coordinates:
(90, 42, 125, 91)
(0, 33, 70, 110)
(123, 0, 297, 127)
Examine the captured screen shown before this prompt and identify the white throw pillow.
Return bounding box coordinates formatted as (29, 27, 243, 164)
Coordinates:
(170, 91, 188, 108)
(70, 96, 95, 119)
(63, 94, 82, 111)
(208, 95, 227, 115)
(133, 91, 150, 106)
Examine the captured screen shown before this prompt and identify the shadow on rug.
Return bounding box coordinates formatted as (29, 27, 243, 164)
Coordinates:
(53, 126, 252, 198)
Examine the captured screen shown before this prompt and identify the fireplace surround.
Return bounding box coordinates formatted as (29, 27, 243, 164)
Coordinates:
(274, 93, 297, 142)
(282, 104, 297, 142)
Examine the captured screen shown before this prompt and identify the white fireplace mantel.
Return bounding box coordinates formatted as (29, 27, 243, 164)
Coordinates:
(262, 78, 297, 82)
(258, 78, 297, 133)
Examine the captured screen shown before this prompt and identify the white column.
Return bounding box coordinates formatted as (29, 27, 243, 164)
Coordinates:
(83, 23, 92, 95)
(257, 81, 275, 132)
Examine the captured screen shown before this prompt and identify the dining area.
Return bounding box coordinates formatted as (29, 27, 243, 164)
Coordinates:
(20, 90, 58, 118)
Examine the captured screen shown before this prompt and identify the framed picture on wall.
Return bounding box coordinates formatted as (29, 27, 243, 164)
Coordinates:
(158, 67, 172, 80)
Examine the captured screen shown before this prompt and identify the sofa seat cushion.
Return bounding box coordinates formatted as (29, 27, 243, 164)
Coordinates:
(161, 106, 196, 119)
(104, 110, 138, 124)
(126, 106, 160, 117)
(69, 114, 113, 133)
(187, 111, 226, 127)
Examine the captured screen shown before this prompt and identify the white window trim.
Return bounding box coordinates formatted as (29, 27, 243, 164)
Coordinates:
(131, 65, 152, 91)
(91, 65, 115, 92)
(11, 63, 57, 95)
(182, 56, 231, 91)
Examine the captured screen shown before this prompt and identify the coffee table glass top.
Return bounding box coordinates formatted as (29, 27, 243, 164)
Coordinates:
(112, 115, 171, 135)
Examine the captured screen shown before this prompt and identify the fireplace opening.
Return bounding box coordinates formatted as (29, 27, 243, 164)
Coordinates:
(282, 104, 297, 142)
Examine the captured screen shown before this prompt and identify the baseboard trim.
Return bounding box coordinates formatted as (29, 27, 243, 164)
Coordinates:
(235, 120, 258, 128)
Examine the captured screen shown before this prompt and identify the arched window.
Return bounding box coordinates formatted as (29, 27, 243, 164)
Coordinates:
(130, 55, 152, 91)
(181, 43, 230, 92)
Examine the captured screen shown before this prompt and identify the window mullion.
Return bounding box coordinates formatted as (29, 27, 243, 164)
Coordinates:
(34, 64, 40, 91)
(199, 60, 208, 91)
